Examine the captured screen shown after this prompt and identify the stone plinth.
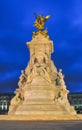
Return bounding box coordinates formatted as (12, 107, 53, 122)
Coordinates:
(1, 115, 82, 120)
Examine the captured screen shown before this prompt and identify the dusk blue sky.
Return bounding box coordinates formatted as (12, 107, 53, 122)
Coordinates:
(0, 0, 82, 93)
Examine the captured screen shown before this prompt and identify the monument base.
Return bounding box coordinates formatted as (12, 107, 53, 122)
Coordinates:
(0, 114, 82, 120)
(8, 85, 76, 115)
(15, 107, 76, 115)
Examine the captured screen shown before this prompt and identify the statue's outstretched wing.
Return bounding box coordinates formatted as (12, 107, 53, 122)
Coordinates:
(45, 15, 50, 20)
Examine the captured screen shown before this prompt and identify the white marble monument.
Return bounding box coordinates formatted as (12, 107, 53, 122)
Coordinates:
(8, 14, 76, 116)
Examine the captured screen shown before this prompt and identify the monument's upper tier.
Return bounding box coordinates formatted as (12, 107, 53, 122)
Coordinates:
(27, 33, 54, 57)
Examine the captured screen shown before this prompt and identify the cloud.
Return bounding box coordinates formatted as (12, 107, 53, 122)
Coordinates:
(69, 60, 82, 73)
(69, 0, 82, 29)
(0, 79, 19, 93)
(66, 81, 82, 93)
(0, 70, 20, 82)
(73, 18, 82, 28)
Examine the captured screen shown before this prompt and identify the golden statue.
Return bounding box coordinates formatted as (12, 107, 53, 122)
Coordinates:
(32, 13, 50, 39)
(34, 13, 50, 31)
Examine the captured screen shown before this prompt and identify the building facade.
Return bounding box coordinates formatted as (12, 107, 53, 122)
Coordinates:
(0, 94, 14, 114)
(68, 93, 82, 114)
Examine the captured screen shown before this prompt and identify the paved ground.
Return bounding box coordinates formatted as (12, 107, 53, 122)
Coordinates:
(0, 121, 82, 130)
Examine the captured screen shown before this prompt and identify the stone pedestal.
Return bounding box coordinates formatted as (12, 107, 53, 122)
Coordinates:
(8, 33, 76, 116)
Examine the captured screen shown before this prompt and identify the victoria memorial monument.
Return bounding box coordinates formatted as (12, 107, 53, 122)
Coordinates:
(8, 14, 76, 117)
